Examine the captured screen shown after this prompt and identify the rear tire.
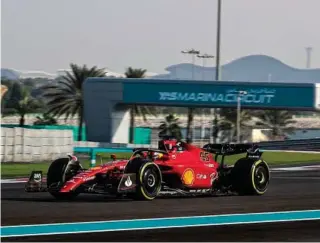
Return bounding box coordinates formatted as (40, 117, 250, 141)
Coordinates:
(231, 158, 270, 195)
(47, 158, 81, 200)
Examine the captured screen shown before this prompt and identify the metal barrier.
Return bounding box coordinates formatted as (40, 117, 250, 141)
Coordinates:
(257, 138, 320, 151)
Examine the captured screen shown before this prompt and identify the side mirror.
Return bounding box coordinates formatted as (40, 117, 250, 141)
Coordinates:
(67, 154, 78, 162)
(110, 154, 117, 161)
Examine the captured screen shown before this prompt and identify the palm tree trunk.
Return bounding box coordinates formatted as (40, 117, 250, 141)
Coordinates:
(186, 108, 194, 143)
(129, 105, 135, 144)
(78, 108, 83, 141)
(212, 115, 218, 143)
(19, 114, 25, 127)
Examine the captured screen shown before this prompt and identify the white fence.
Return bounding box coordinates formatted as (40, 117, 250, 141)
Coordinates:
(0, 127, 74, 162)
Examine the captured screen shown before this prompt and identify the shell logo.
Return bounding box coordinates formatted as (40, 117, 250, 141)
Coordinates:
(182, 168, 195, 185)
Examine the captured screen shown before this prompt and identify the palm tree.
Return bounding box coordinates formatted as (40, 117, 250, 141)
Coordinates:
(33, 113, 57, 125)
(1, 79, 15, 117)
(186, 107, 195, 144)
(2, 83, 42, 126)
(41, 63, 106, 140)
(1, 84, 8, 99)
(158, 114, 182, 140)
(124, 67, 158, 143)
(254, 110, 297, 140)
(218, 108, 254, 142)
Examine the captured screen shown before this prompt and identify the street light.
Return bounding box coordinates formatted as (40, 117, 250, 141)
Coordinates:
(215, 0, 222, 81)
(237, 90, 247, 143)
(181, 48, 200, 144)
(197, 53, 215, 80)
(212, 0, 222, 144)
(181, 48, 200, 80)
(197, 53, 214, 143)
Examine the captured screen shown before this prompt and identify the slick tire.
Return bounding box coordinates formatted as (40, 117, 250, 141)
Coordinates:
(231, 158, 270, 196)
(133, 161, 162, 201)
(47, 158, 81, 200)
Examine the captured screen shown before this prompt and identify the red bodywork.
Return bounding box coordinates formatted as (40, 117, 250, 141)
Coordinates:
(59, 139, 221, 194)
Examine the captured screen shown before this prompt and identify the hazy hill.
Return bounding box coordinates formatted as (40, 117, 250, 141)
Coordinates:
(151, 54, 320, 83)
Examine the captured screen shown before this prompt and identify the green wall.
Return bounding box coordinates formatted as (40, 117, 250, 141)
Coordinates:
(132, 127, 151, 144)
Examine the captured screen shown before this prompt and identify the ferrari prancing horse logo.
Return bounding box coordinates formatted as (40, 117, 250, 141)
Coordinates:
(181, 168, 195, 186)
(125, 176, 132, 187)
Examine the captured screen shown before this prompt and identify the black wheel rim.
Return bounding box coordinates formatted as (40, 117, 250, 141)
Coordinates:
(254, 165, 269, 191)
(142, 166, 159, 195)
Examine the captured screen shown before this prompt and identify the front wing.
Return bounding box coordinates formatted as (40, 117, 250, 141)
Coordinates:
(24, 170, 140, 195)
(24, 171, 47, 192)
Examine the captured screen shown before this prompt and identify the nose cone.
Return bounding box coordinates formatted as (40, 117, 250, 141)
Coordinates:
(59, 177, 83, 192)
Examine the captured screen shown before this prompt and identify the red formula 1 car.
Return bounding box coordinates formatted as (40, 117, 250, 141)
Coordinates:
(25, 136, 270, 200)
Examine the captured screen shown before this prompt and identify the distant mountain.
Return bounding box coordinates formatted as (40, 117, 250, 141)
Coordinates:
(2, 54, 319, 83)
(151, 54, 320, 83)
(1, 68, 20, 80)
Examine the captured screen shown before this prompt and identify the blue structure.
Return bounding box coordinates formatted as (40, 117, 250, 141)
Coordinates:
(123, 81, 316, 109)
(83, 78, 320, 144)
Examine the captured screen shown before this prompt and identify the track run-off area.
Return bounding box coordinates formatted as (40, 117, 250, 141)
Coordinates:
(1, 164, 320, 241)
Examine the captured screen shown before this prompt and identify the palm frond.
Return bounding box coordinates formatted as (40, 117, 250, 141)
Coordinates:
(41, 63, 106, 120)
(254, 110, 296, 137)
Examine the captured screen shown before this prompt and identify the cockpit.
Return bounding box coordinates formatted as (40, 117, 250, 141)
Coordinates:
(158, 136, 185, 153)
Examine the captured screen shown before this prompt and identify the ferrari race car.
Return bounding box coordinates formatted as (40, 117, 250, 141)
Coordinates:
(25, 137, 270, 200)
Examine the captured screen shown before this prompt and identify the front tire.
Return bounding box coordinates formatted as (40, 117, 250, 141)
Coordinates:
(47, 158, 81, 200)
(231, 158, 270, 195)
(134, 162, 162, 200)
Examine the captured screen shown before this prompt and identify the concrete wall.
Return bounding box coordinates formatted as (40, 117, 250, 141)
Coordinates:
(111, 107, 130, 143)
(316, 83, 320, 110)
(1, 127, 74, 162)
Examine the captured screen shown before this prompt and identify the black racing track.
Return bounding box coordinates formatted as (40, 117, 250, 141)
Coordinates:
(1, 169, 320, 241)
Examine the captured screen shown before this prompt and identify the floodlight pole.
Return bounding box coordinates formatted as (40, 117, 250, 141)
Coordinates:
(181, 48, 200, 144)
(215, 0, 222, 81)
(212, 0, 222, 144)
(181, 48, 200, 80)
(197, 53, 215, 80)
(197, 53, 215, 143)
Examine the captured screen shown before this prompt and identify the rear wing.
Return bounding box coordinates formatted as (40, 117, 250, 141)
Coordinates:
(203, 143, 263, 163)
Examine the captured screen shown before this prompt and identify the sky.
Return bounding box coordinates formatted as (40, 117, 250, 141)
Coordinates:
(1, 0, 320, 75)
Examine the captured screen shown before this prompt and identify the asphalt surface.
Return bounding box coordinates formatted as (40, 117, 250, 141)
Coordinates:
(1, 169, 320, 241)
